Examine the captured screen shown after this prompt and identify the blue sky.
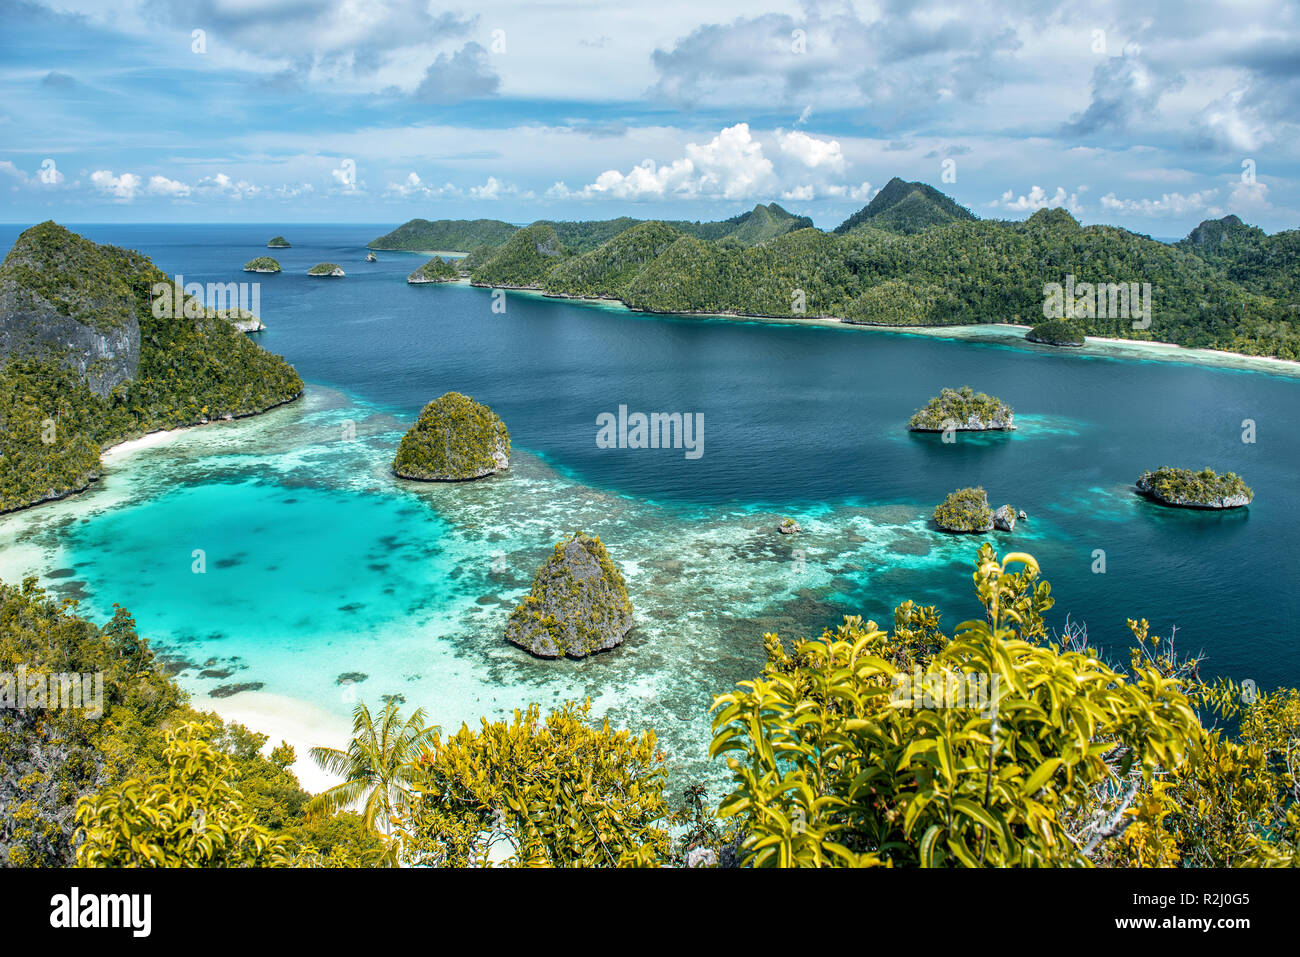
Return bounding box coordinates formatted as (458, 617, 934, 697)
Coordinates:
(1, 0, 1297, 235)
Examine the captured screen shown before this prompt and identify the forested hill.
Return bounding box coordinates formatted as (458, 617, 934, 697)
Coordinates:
(0, 222, 304, 513)
(368, 218, 519, 251)
(833, 177, 977, 235)
(462, 189, 1299, 360)
(1174, 214, 1300, 303)
(368, 203, 813, 255)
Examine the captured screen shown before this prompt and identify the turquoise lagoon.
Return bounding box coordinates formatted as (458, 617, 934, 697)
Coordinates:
(0, 223, 1297, 786)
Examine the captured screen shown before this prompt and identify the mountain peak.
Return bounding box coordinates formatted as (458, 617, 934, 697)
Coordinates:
(833, 179, 975, 235)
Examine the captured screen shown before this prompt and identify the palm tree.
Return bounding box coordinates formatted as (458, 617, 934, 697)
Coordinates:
(308, 700, 438, 843)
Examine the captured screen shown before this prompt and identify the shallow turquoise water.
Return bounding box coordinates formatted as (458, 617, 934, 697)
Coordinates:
(1, 223, 1297, 787)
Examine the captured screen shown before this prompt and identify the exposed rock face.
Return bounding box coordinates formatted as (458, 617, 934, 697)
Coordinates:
(0, 222, 140, 397)
(993, 504, 1016, 531)
(505, 532, 634, 659)
(392, 391, 510, 480)
(366, 252, 377, 262)
(1136, 467, 1253, 509)
(778, 518, 801, 534)
(307, 263, 345, 277)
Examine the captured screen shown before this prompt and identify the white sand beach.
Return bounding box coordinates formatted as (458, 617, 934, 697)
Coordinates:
(101, 426, 200, 464)
(195, 690, 352, 795)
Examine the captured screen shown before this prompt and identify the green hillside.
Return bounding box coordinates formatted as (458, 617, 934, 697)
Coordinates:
(368, 218, 519, 251)
(469, 223, 567, 287)
(833, 177, 977, 235)
(0, 222, 303, 513)
(542, 222, 687, 299)
(1176, 215, 1300, 304)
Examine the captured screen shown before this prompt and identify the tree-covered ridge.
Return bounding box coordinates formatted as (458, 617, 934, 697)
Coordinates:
(372, 204, 814, 260)
(1175, 214, 1300, 303)
(392, 391, 510, 481)
(368, 218, 519, 252)
(406, 257, 460, 283)
(307, 262, 344, 277)
(908, 386, 1014, 431)
(266, 236, 291, 248)
(541, 221, 687, 299)
(0, 220, 137, 332)
(244, 257, 281, 272)
(469, 223, 565, 287)
(453, 187, 1298, 360)
(833, 177, 977, 235)
(1136, 466, 1254, 508)
(0, 223, 303, 513)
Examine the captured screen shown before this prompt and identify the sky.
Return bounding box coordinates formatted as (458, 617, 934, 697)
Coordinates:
(1, 0, 1297, 235)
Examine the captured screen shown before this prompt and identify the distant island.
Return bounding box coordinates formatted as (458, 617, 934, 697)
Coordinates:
(1136, 467, 1254, 509)
(392, 391, 510, 481)
(267, 236, 291, 248)
(908, 386, 1015, 432)
(0, 222, 303, 513)
(368, 179, 1300, 361)
(244, 256, 281, 273)
(307, 262, 345, 278)
(407, 257, 460, 284)
(369, 203, 812, 256)
(1027, 319, 1086, 346)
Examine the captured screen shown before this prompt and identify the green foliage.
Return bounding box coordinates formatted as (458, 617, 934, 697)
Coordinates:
(1136, 466, 1253, 507)
(74, 721, 291, 867)
(306, 262, 343, 276)
(402, 700, 669, 867)
(392, 390, 510, 480)
(462, 189, 1300, 359)
(0, 220, 137, 331)
(908, 386, 1013, 431)
(308, 700, 438, 843)
(543, 221, 686, 299)
(0, 578, 184, 865)
(406, 256, 459, 283)
(0, 223, 303, 513)
(243, 256, 281, 272)
(933, 487, 995, 533)
(266, 236, 291, 248)
(1176, 215, 1300, 303)
(834, 177, 977, 235)
(710, 546, 1201, 866)
(504, 531, 634, 659)
(1027, 319, 1085, 345)
(368, 218, 520, 253)
(470, 224, 567, 287)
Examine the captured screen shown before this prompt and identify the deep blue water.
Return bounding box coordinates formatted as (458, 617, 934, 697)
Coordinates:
(3, 222, 1298, 696)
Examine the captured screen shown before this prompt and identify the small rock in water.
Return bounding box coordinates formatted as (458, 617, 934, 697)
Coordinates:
(778, 518, 801, 535)
(993, 504, 1017, 532)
